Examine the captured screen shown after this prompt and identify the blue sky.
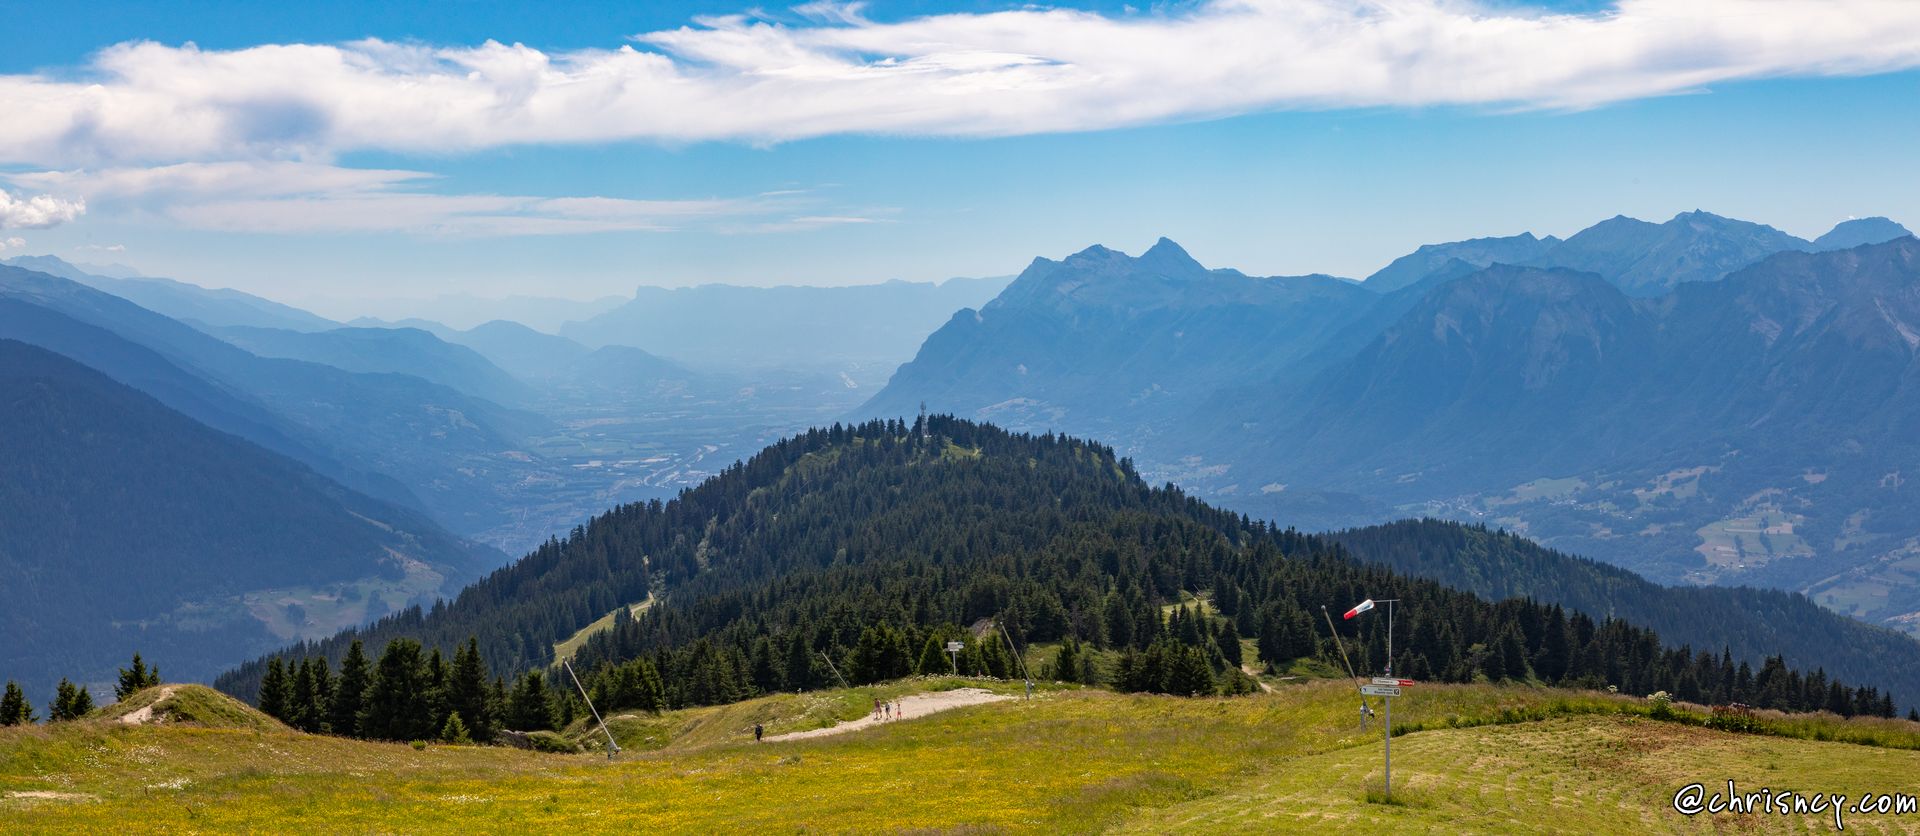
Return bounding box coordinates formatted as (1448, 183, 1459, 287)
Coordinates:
(1, 0, 1917, 316)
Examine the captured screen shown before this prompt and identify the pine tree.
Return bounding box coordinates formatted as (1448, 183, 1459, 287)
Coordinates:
(506, 671, 556, 732)
(1216, 621, 1243, 668)
(1053, 638, 1081, 684)
(424, 648, 450, 737)
(1163, 643, 1216, 697)
(116, 653, 160, 701)
(287, 659, 317, 731)
(51, 679, 94, 721)
(915, 635, 949, 676)
(440, 711, 473, 744)
(329, 640, 371, 738)
(306, 656, 334, 733)
(0, 681, 33, 725)
(447, 637, 495, 742)
(258, 657, 291, 722)
(360, 638, 432, 741)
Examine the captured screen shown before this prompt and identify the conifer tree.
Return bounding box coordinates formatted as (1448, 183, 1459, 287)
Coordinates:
(1053, 638, 1081, 684)
(424, 648, 450, 736)
(360, 638, 432, 741)
(506, 671, 555, 731)
(0, 681, 33, 725)
(51, 679, 94, 720)
(634, 660, 667, 713)
(116, 653, 160, 701)
(258, 657, 290, 721)
(440, 711, 472, 744)
(329, 640, 371, 738)
(306, 656, 334, 733)
(287, 659, 317, 731)
(447, 637, 495, 742)
(915, 635, 949, 676)
(1216, 621, 1243, 668)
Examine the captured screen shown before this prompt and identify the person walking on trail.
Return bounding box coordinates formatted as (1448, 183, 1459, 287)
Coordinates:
(754, 723, 764, 742)
(874, 698, 882, 718)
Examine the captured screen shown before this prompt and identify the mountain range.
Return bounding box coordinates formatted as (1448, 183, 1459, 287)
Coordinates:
(0, 339, 493, 699)
(216, 417, 1919, 716)
(860, 212, 1920, 635)
(563, 276, 1010, 375)
(0, 263, 552, 538)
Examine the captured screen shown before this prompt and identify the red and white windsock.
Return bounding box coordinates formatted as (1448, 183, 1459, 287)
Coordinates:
(1343, 599, 1375, 620)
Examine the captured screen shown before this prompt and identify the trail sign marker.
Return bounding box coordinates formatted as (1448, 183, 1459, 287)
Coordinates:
(1372, 677, 1415, 687)
(1360, 684, 1401, 697)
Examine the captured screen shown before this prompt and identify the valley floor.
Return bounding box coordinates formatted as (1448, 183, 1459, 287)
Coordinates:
(3, 680, 1918, 833)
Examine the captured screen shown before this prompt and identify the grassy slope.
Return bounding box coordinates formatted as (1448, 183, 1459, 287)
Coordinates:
(4, 681, 1918, 833)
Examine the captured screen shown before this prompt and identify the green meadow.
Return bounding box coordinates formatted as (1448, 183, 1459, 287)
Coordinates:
(3, 680, 1918, 833)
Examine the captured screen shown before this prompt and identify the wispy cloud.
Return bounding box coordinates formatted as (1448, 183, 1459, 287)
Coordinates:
(0, 188, 86, 228)
(1, 161, 881, 236)
(75, 243, 126, 252)
(0, 236, 26, 251)
(2, 0, 1919, 166)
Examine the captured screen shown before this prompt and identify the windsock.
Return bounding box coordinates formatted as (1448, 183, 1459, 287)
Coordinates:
(1343, 599, 1375, 620)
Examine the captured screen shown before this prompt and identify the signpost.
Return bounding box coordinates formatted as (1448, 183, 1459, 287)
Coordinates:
(946, 641, 964, 675)
(1341, 598, 1410, 802)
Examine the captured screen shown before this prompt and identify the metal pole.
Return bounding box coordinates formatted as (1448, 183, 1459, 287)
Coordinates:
(1320, 606, 1363, 691)
(1384, 693, 1392, 802)
(1386, 599, 1394, 677)
(820, 650, 851, 690)
(561, 660, 620, 759)
(997, 621, 1037, 700)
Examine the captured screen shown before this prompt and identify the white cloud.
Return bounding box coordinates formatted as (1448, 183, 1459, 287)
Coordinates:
(75, 243, 126, 252)
(0, 236, 26, 251)
(2, 161, 877, 236)
(0, 189, 86, 228)
(2, 0, 1918, 165)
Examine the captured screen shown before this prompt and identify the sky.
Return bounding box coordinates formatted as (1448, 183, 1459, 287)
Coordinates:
(1, 0, 1919, 317)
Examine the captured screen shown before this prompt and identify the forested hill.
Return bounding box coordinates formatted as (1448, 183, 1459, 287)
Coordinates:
(219, 417, 1908, 719)
(1331, 520, 1920, 706)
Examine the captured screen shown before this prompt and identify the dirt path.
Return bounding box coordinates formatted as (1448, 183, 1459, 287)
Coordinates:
(116, 685, 178, 725)
(764, 688, 1012, 742)
(1241, 665, 1275, 693)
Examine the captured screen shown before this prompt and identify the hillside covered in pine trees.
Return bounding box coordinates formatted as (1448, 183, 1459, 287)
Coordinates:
(216, 417, 1909, 738)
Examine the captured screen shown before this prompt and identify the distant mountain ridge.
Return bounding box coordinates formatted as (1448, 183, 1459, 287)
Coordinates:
(861, 238, 1371, 446)
(1363, 232, 1561, 293)
(209, 324, 535, 406)
(0, 263, 552, 540)
(0, 339, 493, 700)
(1813, 217, 1913, 252)
(1, 254, 339, 331)
(564, 276, 1011, 372)
(860, 218, 1920, 636)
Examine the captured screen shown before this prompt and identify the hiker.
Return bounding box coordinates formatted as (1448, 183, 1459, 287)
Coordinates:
(874, 698, 882, 718)
(884, 701, 892, 720)
(754, 723, 764, 742)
